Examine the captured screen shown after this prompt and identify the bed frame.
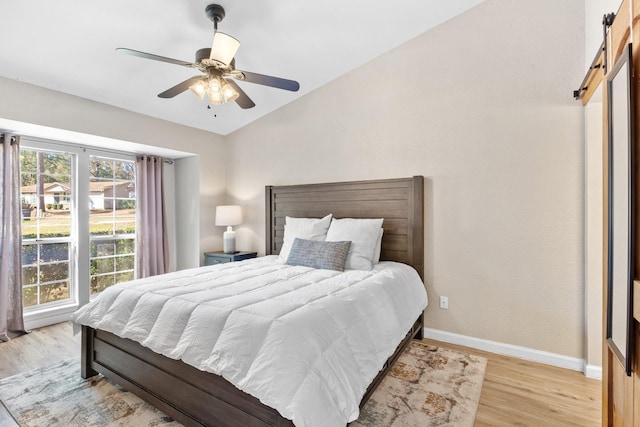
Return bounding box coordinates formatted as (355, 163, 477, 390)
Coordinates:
(81, 176, 425, 427)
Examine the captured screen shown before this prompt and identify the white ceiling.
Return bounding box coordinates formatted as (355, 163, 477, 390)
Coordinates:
(0, 0, 484, 136)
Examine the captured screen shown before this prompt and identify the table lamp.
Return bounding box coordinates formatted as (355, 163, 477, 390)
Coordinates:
(215, 205, 243, 253)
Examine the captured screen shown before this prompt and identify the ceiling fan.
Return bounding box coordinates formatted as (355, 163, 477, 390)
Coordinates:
(116, 4, 300, 109)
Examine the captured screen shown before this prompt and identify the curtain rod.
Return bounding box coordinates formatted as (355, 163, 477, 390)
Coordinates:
(137, 154, 174, 165)
(0, 135, 18, 144)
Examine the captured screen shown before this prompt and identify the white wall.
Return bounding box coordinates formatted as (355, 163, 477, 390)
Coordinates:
(225, 0, 587, 359)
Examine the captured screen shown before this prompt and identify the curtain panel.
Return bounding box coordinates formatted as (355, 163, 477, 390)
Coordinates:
(135, 154, 168, 278)
(0, 134, 27, 341)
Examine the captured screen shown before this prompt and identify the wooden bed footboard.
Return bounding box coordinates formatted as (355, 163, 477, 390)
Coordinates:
(81, 325, 295, 427)
(81, 313, 424, 427)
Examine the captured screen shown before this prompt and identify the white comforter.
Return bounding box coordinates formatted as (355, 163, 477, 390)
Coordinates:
(72, 256, 427, 427)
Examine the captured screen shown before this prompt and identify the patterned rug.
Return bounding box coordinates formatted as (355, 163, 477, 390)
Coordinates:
(354, 341, 487, 426)
(0, 341, 486, 427)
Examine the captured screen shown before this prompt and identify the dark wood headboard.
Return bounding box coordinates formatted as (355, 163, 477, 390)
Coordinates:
(265, 176, 424, 279)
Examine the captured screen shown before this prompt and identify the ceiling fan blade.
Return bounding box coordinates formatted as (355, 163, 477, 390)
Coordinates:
(116, 48, 194, 67)
(236, 71, 300, 92)
(158, 76, 204, 98)
(225, 79, 255, 109)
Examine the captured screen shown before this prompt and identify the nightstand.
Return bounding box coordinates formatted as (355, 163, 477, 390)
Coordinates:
(204, 251, 257, 266)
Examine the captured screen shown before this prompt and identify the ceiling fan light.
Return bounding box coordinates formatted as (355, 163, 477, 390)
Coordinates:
(210, 32, 240, 68)
(222, 81, 239, 103)
(208, 89, 224, 105)
(188, 79, 207, 100)
(208, 77, 222, 93)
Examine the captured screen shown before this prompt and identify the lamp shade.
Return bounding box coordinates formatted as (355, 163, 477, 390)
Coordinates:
(210, 32, 240, 68)
(215, 205, 243, 226)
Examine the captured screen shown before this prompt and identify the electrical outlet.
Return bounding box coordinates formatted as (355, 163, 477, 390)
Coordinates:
(439, 296, 449, 309)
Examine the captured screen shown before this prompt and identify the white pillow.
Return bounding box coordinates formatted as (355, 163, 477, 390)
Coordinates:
(279, 214, 333, 261)
(373, 228, 384, 264)
(325, 218, 384, 270)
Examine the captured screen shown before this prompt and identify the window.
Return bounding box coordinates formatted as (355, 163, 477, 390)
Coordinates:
(89, 156, 136, 294)
(20, 142, 136, 314)
(20, 149, 74, 309)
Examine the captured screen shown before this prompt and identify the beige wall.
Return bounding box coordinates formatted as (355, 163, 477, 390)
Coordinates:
(585, 97, 604, 370)
(0, 76, 227, 269)
(225, 0, 586, 358)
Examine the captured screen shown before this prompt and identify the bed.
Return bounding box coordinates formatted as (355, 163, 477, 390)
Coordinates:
(76, 176, 426, 427)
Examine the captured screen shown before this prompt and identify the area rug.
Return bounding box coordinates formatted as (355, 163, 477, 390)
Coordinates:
(0, 341, 486, 427)
(354, 341, 487, 427)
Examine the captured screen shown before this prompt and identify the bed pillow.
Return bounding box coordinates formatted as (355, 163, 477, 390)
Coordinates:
(325, 218, 384, 270)
(285, 238, 351, 271)
(373, 228, 384, 264)
(279, 214, 333, 261)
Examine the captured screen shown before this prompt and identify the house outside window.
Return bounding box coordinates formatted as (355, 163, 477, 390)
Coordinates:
(89, 155, 136, 294)
(20, 149, 73, 308)
(19, 142, 136, 316)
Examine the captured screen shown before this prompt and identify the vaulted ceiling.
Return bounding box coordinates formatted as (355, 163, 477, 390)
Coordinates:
(0, 1, 484, 136)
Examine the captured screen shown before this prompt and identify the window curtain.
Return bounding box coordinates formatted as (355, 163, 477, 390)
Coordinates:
(0, 134, 27, 341)
(135, 154, 168, 278)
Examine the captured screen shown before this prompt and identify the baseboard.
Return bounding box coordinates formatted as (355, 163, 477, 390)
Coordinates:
(424, 327, 602, 379)
(584, 364, 603, 380)
(24, 304, 77, 331)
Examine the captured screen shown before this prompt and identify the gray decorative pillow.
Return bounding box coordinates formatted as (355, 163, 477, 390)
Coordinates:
(285, 238, 351, 271)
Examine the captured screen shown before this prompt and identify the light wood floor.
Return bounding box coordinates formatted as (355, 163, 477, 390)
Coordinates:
(433, 340, 602, 427)
(0, 322, 601, 426)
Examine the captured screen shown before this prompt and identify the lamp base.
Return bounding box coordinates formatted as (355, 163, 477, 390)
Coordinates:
(223, 227, 236, 254)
